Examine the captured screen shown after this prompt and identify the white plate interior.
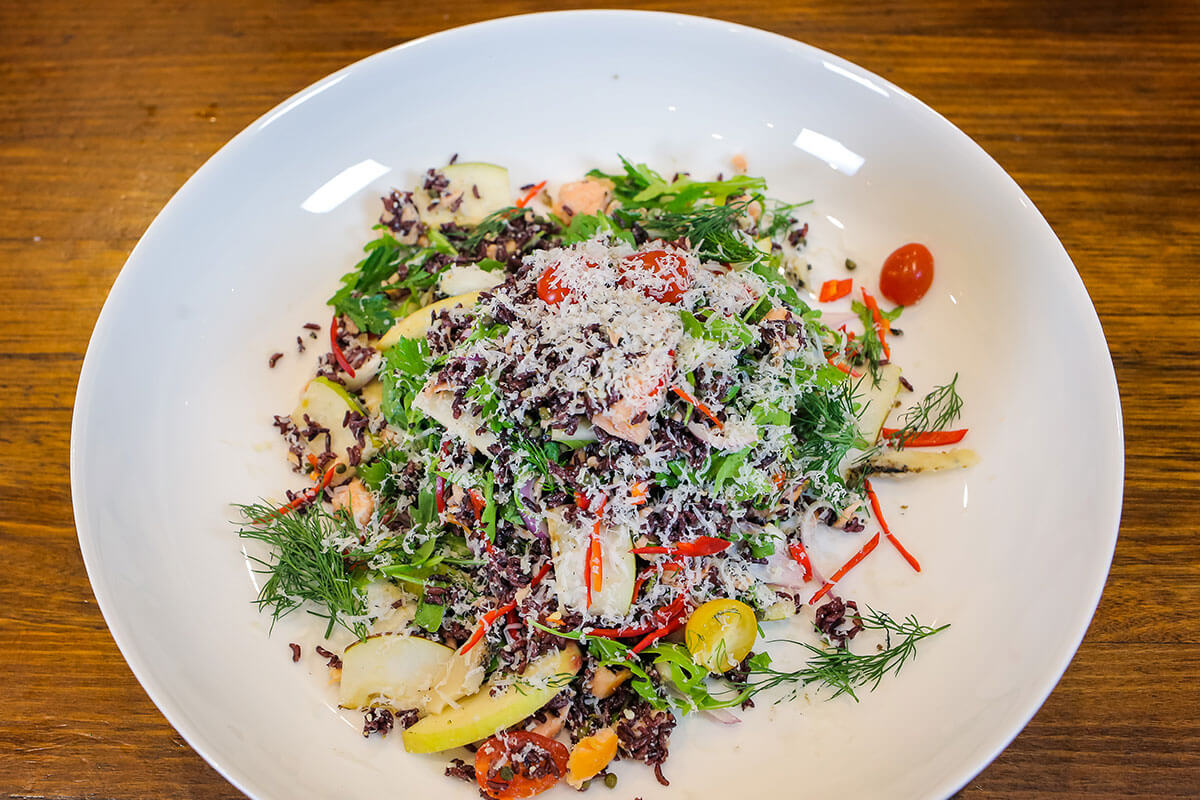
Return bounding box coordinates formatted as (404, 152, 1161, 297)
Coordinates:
(72, 11, 1122, 800)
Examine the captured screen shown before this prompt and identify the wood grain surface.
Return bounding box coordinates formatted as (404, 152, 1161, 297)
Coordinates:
(2, 0, 1197, 797)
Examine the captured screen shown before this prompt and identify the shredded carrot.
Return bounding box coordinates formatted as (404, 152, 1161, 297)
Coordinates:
(515, 180, 546, 209)
(808, 532, 882, 605)
(860, 289, 891, 360)
(585, 496, 607, 608)
(329, 314, 356, 378)
(460, 601, 517, 654)
(865, 479, 921, 572)
(630, 481, 649, 506)
(670, 385, 724, 429)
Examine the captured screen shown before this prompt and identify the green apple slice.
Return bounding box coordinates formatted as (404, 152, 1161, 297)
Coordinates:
(339, 634, 454, 710)
(290, 376, 379, 475)
(376, 291, 483, 350)
(546, 510, 636, 618)
(854, 363, 903, 445)
(416, 162, 511, 228)
(401, 643, 582, 754)
(338, 633, 487, 713)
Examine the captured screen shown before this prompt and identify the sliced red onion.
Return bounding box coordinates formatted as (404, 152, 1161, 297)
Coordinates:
(702, 708, 742, 725)
(519, 479, 548, 539)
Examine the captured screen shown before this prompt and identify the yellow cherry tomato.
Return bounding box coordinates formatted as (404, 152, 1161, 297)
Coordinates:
(685, 598, 757, 673)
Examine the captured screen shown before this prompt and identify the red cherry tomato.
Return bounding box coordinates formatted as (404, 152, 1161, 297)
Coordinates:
(537, 263, 571, 306)
(879, 243, 934, 306)
(621, 249, 691, 303)
(475, 731, 570, 799)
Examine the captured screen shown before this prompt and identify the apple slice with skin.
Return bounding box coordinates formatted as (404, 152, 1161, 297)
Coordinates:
(416, 162, 511, 228)
(339, 634, 454, 710)
(401, 643, 582, 754)
(338, 633, 486, 713)
(290, 375, 379, 480)
(376, 291, 483, 351)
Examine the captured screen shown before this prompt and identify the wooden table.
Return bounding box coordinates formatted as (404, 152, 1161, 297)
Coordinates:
(2, 1, 1197, 797)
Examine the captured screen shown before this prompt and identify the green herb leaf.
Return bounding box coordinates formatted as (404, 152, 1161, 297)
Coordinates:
(414, 600, 445, 633)
(742, 608, 949, 702)
(890, 374, 963, 449)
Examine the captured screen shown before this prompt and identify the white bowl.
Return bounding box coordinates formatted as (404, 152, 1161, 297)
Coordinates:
(71, 10, 1123, 799)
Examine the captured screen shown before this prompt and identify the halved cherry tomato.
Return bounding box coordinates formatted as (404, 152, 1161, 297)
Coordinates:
(879, 243, 934, 306)
(537, 263, 571, 306)
(620, 249, 691, 303)
(475, 731, 570, 799)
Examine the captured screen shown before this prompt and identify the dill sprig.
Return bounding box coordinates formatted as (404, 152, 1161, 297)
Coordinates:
(891, 374, 963, 449)
(641, 199, 764, 264)
(460, 205, 521, 252)
(236, 503, 369, 639)
(743, 609, 949, 702)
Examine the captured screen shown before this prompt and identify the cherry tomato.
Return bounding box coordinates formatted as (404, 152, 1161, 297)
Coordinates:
(879, 243, 934, 306)
(620, 249, 691, 303)
(475, 731, 570, 799)
(537, 263, 571, 306)
(684, 598, 757, 673)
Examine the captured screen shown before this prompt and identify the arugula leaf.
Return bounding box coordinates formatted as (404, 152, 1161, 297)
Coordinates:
(590, 155, 767, 212)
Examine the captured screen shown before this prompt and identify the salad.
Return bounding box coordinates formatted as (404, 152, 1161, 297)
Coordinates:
(238, 156, 977, 797)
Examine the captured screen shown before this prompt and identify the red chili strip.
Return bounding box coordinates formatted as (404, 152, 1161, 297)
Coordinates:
(254, 465, 338, 522)
(631, 616, 686, 654)
(515, 180, 546, 208)
(459, 601, 517, 655)
(818, 278, 853, 302)
(788, 540, 814, 582)
(808, 532, 882, 605)
(435, 476, 446, 514)
(631, 536, 731, 558)
(329, 314, 356, 378)
(860, 289, 891, 361)
(468, 488, 485, 523)
(865, 479, 921, 573)
(587, 593, 686, 639)
(529, 561, 553, 588)
(670, 385, 724, 429)
(879, 428, 968, 447)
